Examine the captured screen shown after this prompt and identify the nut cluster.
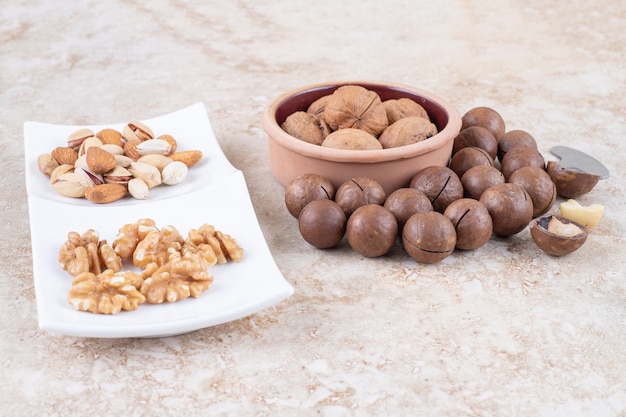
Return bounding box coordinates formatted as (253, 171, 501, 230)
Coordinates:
(37, 121, 203, 203)
(59, 218, 243, 314)
(283, 106, 605, 260)
(281, 85, 438, 150)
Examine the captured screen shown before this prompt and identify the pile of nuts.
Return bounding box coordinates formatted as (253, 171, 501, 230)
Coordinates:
(281, 84, 439, 150)
(59, 218, 243, 314)
(284, 105, 605, 260)
(37, 121, 203, 204)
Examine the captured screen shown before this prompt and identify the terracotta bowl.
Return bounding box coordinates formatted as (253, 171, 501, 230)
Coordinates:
(262, 81, 462, 195)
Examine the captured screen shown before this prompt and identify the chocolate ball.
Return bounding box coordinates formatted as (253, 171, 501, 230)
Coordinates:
(508, 166, 557, 217)
(335, 177, 386, 217)
(479, 183, 533, 237)
(298, 199, 346, 249)
(460, 165, 505, 200)
(443, 198, 493, 250)
(346, 204, 398, 257)
(452, 126, 498, 160)
(285, 173, 335, 218)
(409, 166, 463, 213)
(402, 211, 456, 263)
(449, 146, 494, 179)
(383, 188, 433, 232)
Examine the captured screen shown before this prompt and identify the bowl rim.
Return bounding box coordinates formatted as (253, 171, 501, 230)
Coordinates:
(262, 80, 462, 164)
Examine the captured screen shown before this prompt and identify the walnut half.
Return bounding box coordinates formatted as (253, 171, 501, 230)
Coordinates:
(68, 270, 146, 314)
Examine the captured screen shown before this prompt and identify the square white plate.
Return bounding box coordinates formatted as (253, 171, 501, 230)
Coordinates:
(23, 103, 293, 338)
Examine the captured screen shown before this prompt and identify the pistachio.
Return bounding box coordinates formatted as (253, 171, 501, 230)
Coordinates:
(75, 167, 104, 185)
(67, 128, 95, 149)
(161, 161, 188, 185)
(114, 154, 134, 168)
(157, 134, 177, 153)
(37, 154, 59, 176)
(103, 166, 133, 185)
(128, 178, 150, 200)
(78, 136, 103, 157)
(137, 154, 173, 171)
(128, 161, 161, 188)
(50, 164, 74, 183)
(74, 154, 88, 170)
(136, 139, 172, 156)
(52, 172, 93, 198)
(100, 143, 125, 156)
(123, 121, 154, 142)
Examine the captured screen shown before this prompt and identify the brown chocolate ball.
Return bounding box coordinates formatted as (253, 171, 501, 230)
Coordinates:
(461, 106, 506, 140)
(479, 183, 533, 237)
(508, 166, 557, 217)
(346, 204, 398, 257)
(452, 126, 498, 160)
(335, 177, 386, 217)
(285, 173, 335, 218)
(460, 165, 505, 200)
(448, 146, 494, 179)
(497, 129, 537, 162)
(500, 146, 546, 180)
(402, 211, 456, 263)
(409, 166, 463, 213)
(383, 188, 433, 232)
(298, 199, 347, 249)
(443, 198, 493, 250)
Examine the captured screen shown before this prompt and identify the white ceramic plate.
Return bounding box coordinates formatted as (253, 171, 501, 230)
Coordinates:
(23, 103, 293, 338)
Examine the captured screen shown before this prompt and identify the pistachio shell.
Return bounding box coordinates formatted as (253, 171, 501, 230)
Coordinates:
(37, 154, 59, 176)
(128, 161, 161, 188)
(78, 136, 103, 157)
(100, 144, 125, 155)
(137, 154, 173, 171)
(67, 128, 95, 149)
(50, 164, 74, 183)
(161, 161, 188, 185)
(104, 165, 133, 185)
(52, 172, 93, 198)
(114, 154, 134, 168)
(128, 178, 150, 200)
(136, 139, 172, 156)
(123, 121, 154, 142)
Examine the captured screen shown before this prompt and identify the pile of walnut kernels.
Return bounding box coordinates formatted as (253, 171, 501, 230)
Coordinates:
(59, 219, 243, 314)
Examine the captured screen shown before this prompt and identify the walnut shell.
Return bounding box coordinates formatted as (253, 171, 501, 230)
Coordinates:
(383, 98, 429, 125)
(323, 85, 388, 137)
(378, 116, 438, 149)
(281, 111, 330, 146)
(321, 128, 382, 150)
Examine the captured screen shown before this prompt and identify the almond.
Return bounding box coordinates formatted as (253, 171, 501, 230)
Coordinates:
(51, 146, 78, 166)
(86, 146, 117, 174)
(84, 183, 127, 204)
(96, 128, 124, 147)
(169, 150, 203, 168)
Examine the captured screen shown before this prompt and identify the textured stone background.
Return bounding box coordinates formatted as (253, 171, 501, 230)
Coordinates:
(1, 1, 625, 416)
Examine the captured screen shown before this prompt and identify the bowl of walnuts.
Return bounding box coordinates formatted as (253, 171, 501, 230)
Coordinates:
(262, 80, 462, 194)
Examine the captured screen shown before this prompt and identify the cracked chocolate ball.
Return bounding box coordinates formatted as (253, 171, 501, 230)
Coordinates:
(479, 183, 533, 237)
(298, 199, 346, 249)
(346, 204, 398, 257)
(402, 211, 456, 263)
(409, 166, 463, 213)
(443, 198, 493, 250)
(335, 177, 386, 217)
(383, 187, 433, 232)
(284, 173, 335, 218)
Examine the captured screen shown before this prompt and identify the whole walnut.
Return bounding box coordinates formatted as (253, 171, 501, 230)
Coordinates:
(281, 111, 331, 146)
(323, 85, 389, 137)
(321, 128, 382, 150)
(378, 116, 438, 149)
(383, 98, 429, 125)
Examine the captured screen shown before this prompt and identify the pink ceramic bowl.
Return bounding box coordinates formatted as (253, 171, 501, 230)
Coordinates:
(262, 81, 462, 195)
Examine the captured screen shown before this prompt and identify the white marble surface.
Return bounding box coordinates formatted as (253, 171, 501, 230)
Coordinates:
(1, 1, 625, 416)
